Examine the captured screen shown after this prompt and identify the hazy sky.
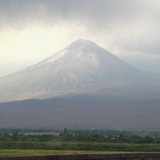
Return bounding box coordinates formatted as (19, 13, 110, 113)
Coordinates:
(0, 0, 160, 77)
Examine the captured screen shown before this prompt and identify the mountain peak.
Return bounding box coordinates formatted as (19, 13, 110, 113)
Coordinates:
(26, 39, 107, 69)
(67, 39, 99, 50)
(29, 39, 132, 71)
(71, 39, 95, 45)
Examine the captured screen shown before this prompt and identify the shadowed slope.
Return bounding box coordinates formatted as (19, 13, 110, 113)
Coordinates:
(0, 95, 160, 130)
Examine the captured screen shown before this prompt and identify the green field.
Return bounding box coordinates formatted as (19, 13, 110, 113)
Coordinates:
(0, 129, 160, 156)
(0, 149, 126, 157)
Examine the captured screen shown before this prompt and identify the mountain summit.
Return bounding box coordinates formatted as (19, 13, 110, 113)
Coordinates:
(31, 39, 120, 68)
(0, 39, 159, 102)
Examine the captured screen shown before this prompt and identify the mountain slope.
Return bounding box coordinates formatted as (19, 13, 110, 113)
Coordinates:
(0, 39, 159, 102)
(0, 96, 160, 130)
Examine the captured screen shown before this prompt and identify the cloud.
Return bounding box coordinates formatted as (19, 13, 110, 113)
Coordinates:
(0, 0, 158, 27)
(1, 0, 160, 54)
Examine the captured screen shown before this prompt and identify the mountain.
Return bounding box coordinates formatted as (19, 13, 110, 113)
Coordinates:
(0, 39, 159, 102)
(0, 39, 160, 130)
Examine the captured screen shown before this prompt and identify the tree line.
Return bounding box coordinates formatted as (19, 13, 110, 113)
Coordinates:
(0, 128, 160, 144)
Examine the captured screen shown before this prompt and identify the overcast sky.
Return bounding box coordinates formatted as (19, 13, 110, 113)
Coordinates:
(0, 0, 160, 77)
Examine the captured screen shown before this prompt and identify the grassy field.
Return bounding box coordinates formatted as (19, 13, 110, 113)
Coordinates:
(0, 141, 160, 152)
(0, 149, 125, 157)
(0, 142, 160, 157)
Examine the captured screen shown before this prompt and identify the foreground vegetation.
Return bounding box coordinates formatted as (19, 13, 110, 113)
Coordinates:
(0, 149, 121, 157)
(0, 128, 160, 156)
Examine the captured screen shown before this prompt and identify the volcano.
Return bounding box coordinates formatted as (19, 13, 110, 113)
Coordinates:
(0, 39, 159, 102)
(0, 39, 160, 130)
